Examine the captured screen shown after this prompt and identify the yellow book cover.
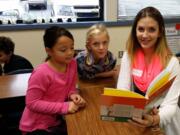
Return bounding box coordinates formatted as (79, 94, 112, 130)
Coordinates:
(100, 69, 176, 122)
(145, 69, 175, 103)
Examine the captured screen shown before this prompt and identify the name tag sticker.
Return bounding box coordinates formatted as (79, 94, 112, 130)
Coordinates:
(132, 69, 143, 77)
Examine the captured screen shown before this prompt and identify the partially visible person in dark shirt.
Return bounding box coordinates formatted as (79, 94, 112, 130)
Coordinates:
(0, 36, 33, 75)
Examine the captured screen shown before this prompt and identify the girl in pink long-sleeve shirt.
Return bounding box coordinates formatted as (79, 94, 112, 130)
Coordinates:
(19, 26, 86, 135)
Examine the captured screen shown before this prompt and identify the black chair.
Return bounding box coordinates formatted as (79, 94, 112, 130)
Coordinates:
(0, 97, 25, 135)
(7, 69, 33, 75)
(0, 112, 22, 135)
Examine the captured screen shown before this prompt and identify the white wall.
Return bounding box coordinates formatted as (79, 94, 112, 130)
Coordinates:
(0, 26, 131, 67)
(104, 0, 118, 21)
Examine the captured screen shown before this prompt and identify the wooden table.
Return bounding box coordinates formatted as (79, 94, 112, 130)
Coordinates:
(66, 80, 156, 135)
(0, 73, 30, 99)
(0, 73, 30, 113)
(0, 73, 157, 135)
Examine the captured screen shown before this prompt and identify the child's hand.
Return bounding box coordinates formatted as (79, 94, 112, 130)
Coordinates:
(70, 94, 86, 107)
(68, 101, 79, 113)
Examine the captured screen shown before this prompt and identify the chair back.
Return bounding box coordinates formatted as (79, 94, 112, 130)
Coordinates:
(7, 69, 33, 75)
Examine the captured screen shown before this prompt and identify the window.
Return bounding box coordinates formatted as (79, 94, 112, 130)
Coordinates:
(73, 0, 104, 21)
(118, 0, 180, 20)
(0, 0, 103, 25)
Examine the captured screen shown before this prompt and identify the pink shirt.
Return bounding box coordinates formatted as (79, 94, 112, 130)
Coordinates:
(19, 59, 77, 132)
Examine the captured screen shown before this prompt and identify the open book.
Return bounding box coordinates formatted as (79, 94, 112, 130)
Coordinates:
(100, 69, 176, 122)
